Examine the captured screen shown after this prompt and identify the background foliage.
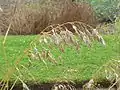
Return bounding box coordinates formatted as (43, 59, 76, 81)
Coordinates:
(74, 0, 120, 22)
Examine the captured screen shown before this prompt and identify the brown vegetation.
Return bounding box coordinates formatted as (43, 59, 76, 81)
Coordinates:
(0, 0, 97, 35)
(52, 1, 96, 28)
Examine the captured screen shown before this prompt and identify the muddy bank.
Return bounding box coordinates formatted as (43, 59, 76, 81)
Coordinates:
(11, 83, 116, 90)
(0, 80, 117, 90)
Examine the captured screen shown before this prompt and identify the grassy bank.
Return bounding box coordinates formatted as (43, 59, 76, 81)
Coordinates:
(0, 35, 120, 84)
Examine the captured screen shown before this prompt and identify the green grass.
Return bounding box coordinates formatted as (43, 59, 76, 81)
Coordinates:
(0, 35, 120, 84)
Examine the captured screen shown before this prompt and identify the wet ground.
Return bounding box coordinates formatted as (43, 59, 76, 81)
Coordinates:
(12, 84, 116, 90)
(1, 81, 115, 90)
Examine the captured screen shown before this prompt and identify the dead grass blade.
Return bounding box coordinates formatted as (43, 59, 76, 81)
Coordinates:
(2, 23, 11, 45)
(14, 75, 30, 90)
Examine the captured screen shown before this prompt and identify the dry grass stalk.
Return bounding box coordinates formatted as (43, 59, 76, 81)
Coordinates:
(40, 21, 106, 47)
(27, 46, 57, 66)
(85, 60, 120, 90)
(0, 7, 3, 12)
(83, 79, 95, 89)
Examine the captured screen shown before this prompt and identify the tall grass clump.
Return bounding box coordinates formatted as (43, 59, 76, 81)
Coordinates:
(83, 59, 120, 90)
(27, 21, 106, 65)
(0, 0, 96, 35)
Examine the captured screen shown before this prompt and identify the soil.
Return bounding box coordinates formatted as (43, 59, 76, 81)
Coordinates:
(0, 80, 117, 90)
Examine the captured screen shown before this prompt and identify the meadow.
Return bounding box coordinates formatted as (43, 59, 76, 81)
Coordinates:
(0, 35, 119, 84)
(0, 0, 120, 89)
